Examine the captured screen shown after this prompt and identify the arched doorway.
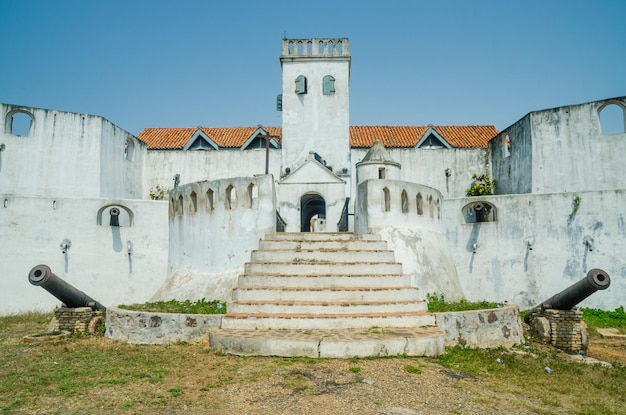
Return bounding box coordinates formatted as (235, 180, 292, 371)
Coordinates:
(300, 193, 326, 232)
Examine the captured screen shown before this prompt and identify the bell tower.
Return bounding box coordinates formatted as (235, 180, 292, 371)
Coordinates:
(279, 38, 351, 175)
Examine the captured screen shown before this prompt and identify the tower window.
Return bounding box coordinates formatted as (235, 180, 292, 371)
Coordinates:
(323, 75, 335, 95)
(295, 75, 307, 94)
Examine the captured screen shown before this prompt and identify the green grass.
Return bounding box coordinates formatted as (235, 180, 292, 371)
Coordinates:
(426, 293, 498, 312)
(118, 298, 227, 314)
(438, 345, 626, 414)
(582, 306, 626, 332)
(1, 311, 625, 414)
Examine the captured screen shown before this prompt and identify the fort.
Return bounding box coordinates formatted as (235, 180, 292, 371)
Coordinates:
(1, 37, 624, 326)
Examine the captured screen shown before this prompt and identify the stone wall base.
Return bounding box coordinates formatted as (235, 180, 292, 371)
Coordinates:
(529, 309, 587, 353)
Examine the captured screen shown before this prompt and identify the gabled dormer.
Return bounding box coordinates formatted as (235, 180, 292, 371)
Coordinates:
(183, 128, 219, 151)
(416, 127, 452, 149)
(241, 127, 281, 150)
(279, 152, 345, 185)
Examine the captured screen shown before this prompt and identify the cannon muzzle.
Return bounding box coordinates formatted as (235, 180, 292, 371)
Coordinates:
(524, 268, 610, 323)
(28, 264, 106, 311)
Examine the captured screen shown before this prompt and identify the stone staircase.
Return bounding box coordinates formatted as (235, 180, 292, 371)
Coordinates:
(210, 232, 445, 358)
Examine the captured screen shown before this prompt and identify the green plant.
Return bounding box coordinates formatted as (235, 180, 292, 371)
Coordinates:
(465, 173, 496, 197)
(149, 184, 169, 200)
(403, 364, 422, 374)
(168, 387, 183, 397)
(349, 366, 361, 373)
(426, 293, 498, 312)
(118, 299, 227, 314)
(569, 195, 581, 220)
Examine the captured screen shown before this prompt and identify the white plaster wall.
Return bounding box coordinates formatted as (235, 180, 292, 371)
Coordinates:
(351, 148, 490, 200)
(99, 120, 145, 199)
(144, 149, 281, 197)
(167, 175, 276, 274)
(492, 97, 626, 196)
(0, 194, 169, 315)
(281, 58, 351, 174)
(528, 99, 626, 194)
(444, 190, 626, 310)
(355, 179, 444, 234)
(0, 104, 144, 199)
(277, 181, 346, 232)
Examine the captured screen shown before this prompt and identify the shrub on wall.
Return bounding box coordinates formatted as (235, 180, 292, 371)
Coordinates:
(149, 184, 169, 200)
(466, 173, 496, 197)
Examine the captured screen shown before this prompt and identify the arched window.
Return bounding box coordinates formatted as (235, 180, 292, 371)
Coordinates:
(401, 190, 409, 213)
(428, 195, 434, 219)
(206, 189, 214, 212)
(176, 195, 184, 216)
(416, 193, 423, 215)
(295, 75, 307, 94)
(189, 191, 197, 214)
(323, 75, 335, 95)
(124, 137, 135, 161)
(502, 133, 511, 158)
(7, 110, 34, 136)
(599, 102, 626, 135)
(383, 187, 391, 212)
(247, 183, 258, 208)
(225, 185, 237, 209)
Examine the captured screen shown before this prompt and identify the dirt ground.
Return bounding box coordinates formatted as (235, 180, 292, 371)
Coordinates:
(586, 329, 626, 364)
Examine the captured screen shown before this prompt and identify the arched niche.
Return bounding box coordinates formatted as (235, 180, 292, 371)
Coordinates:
(462, 201, 497, 223)
(96, 204, 134, 227)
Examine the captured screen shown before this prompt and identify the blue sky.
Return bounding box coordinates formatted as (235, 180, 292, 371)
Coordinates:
(1, 1, 625, 136)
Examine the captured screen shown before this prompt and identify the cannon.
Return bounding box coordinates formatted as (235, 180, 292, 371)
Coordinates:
(524, 268, 610, 323)
(28, 264, 106, 311)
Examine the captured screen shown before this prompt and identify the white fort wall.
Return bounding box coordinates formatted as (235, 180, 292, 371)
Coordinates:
(0, 103, 144, 199)
(355, 179, 465, 300)
(0, 194, 168, 315)
(351, 147, 491, 200)
(444, 190, 626, 310)
(492, 97, 626, 195)
(157, 175, 276, 302)
(144, 150, 282, 198)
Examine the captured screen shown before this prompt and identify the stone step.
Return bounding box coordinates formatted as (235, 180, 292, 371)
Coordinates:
(237, 274, 410, 288)
(258, 239, 390, 251)
(220, 311, 436, 330)
(232, 286, 421, 302)
(250, 249, 396, 263)
(264, 232, 382, 242)
(209, 327, 446, 358)
(244, 261, 403, 275)
(228, 299, 428, 315)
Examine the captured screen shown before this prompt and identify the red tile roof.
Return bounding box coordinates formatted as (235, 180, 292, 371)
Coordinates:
(139, 126, 282, 150)
(138, 125, 498, 150)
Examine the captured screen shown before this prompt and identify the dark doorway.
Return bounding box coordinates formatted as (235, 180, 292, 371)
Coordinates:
(300, 193, 326, 232)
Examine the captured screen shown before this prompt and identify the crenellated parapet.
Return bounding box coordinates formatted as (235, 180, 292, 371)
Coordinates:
(167, 175, 277, 274)
(281, 38, 350, 58)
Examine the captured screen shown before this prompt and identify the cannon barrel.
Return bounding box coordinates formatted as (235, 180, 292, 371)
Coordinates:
(524, 268, 610, 323)
(28, 264, 106, 311)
